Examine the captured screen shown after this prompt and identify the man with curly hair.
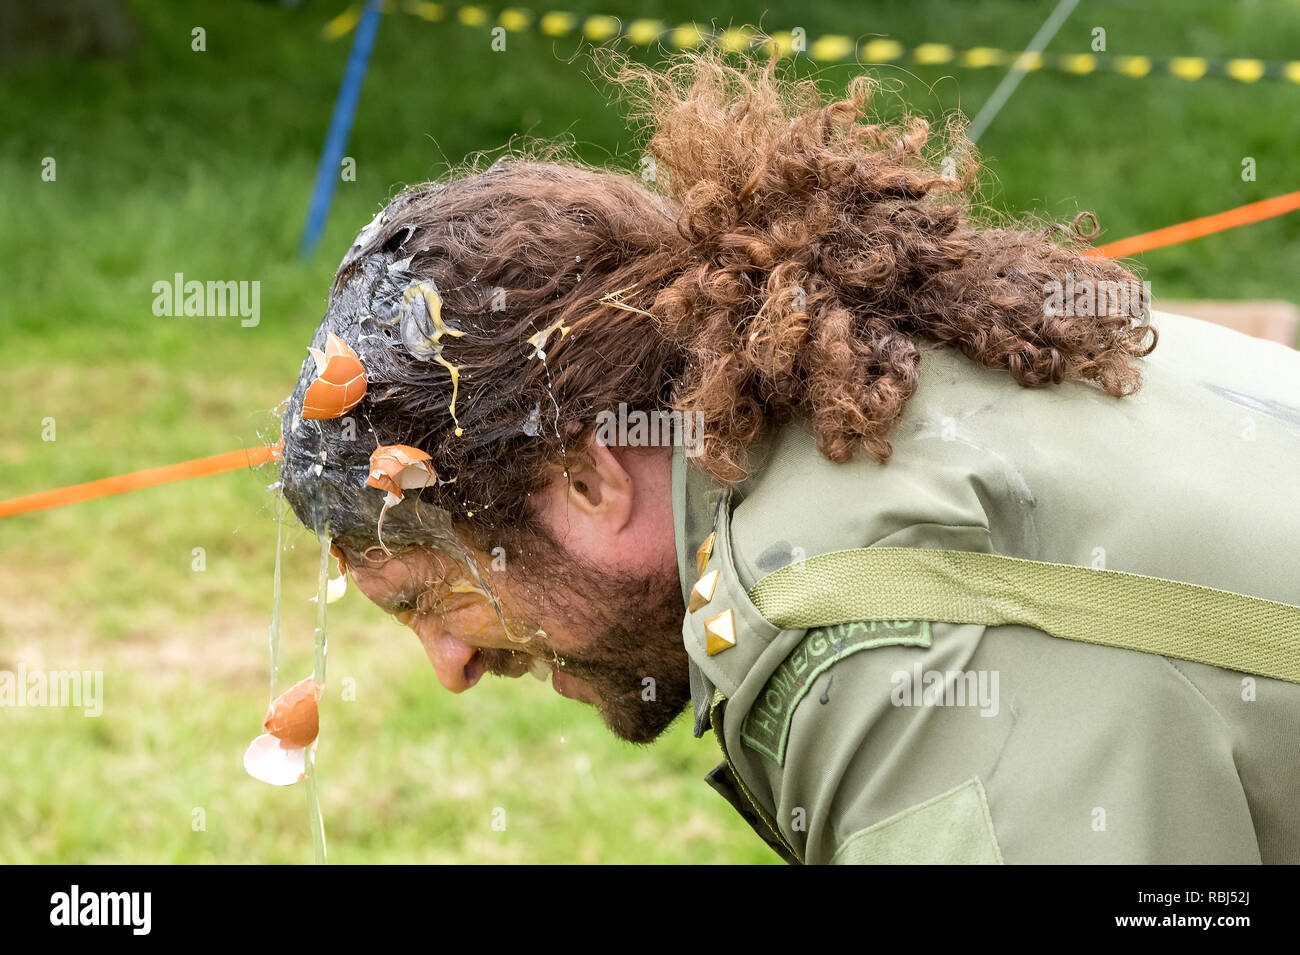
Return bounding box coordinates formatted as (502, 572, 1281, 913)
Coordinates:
(278, 49, 1300, 864)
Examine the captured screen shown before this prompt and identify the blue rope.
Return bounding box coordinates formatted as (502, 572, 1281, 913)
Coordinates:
(299, 0, 384, 259)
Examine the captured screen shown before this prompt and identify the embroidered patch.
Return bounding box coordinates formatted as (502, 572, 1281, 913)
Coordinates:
(829, 777, 1004, 865)
(741, 620, 931, 765)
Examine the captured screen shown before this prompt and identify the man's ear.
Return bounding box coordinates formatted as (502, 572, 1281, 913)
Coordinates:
(562, 434, 634, 533)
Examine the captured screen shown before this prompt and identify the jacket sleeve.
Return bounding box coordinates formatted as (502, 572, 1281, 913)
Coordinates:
(735, 618, 1265, 864)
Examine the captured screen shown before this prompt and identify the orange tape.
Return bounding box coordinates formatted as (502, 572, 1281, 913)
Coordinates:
(4, 192, 1299, 521)
(0, 445, 279, 519)
(1088, 190, 1300, 259)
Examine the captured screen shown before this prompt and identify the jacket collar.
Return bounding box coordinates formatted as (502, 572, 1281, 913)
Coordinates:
(672, 442, 725, 735)
(672, 438, 783, 736)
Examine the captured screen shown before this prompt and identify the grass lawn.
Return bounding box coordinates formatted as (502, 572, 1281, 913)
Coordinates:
(1, 0, 1296, 863)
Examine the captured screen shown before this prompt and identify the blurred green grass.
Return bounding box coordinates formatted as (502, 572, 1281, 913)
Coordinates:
(0, 0, 1296, 863)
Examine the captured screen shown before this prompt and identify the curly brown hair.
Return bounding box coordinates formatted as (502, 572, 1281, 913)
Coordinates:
(279, 45, 1156, 562)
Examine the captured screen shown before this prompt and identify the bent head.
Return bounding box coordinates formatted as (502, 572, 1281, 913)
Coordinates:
(277, 48, 1155, 743)
(278, 155, 699, 742)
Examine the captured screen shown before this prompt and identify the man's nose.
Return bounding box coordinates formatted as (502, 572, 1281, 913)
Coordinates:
(417, 627, 479, 693)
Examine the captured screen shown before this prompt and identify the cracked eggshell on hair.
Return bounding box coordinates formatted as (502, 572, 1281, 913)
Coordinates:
(365, 444, 436, 501)
(302, 332, 367, 419)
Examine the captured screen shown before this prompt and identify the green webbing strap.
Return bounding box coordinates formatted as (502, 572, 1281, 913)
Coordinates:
(747, 548, 1300, 685)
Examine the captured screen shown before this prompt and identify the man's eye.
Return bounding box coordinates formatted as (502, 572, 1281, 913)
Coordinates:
(391, 599, 416, 615)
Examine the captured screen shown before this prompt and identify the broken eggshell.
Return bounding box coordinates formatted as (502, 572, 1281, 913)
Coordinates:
(302, 332, 367, 419)
(364, 444, 436, 498)
(263, 676, 320, 747)
(365, 444, 438, 554)
(243, 733, 308, 787)
(243, 677, 320, 786)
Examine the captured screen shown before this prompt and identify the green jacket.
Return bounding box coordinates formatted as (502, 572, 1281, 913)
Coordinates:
(672, 311, 1300, 864)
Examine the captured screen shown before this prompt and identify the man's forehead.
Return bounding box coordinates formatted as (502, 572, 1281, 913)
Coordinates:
(340, 543, 469, 591)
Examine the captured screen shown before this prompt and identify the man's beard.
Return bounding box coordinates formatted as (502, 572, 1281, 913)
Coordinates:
(552, 560, 693, 743)
(474, 543, 692, 744)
